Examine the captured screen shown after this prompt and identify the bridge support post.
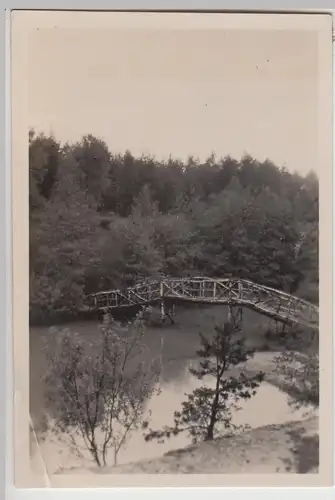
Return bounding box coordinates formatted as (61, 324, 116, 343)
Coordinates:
(160, 300, 166, 322)
(228, 304, 233, 325)
(160, 281, 166, 323)
(228, 304, 243, 331)
(237, 306, 243, 327)
(237, 281, 243, 330)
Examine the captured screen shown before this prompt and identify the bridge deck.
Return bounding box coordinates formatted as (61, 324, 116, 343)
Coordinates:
(86, 277, 318, 330)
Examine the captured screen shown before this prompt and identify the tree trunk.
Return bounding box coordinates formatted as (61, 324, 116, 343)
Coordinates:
(205, 425, 214, 441)
(206, 385, 220, 441)
(91, 445, 102, 467)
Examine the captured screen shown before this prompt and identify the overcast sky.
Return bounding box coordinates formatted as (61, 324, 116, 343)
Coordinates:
(28, 20, 319, 175)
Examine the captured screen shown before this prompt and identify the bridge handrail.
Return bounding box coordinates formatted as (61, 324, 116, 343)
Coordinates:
(87, 276, 318, 311)
(85, 277, 318, 329)
(239, 279, 318, 310)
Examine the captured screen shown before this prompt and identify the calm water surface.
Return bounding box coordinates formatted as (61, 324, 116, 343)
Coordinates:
(30, 314, 316, 475)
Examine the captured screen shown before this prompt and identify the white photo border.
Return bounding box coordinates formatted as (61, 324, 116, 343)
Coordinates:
(2, 1, 334, 499)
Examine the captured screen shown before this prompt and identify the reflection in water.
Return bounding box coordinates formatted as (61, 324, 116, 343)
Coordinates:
(31, 359, 317, 476)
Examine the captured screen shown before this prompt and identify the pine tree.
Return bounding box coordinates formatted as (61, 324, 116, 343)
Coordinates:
(145, 322, 264, 444)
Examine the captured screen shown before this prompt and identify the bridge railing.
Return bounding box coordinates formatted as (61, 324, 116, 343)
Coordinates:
(86, 277, 318, 329)
(238, 279, 318, 327)
(87, 280, 162, 310)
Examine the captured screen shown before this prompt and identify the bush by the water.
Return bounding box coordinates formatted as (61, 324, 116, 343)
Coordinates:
(274, 326, 319, 408)
(42, 315, 161, 467)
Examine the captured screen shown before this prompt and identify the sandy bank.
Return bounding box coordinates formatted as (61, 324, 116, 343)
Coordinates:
(56, 416, 318, 475)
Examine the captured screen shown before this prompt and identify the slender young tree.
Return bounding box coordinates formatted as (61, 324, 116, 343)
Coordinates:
(43, 315, 161, 467)
(145, 322, 264, 444)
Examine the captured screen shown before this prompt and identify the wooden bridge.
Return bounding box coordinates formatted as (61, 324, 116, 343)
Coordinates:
(86, 277, 319, 330)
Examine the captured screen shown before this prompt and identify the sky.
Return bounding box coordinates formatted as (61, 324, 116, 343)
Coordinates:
(28, 20, 319, 175)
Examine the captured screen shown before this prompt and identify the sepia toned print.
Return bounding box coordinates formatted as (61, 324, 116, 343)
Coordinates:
(11, 11, 332, 488)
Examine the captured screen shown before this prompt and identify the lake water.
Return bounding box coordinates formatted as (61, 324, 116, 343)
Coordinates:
(29, 308, 278, 427)
(30, 355, 317, 476)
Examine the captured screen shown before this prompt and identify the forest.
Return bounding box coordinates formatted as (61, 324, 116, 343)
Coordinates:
(29, 130, 319, 324)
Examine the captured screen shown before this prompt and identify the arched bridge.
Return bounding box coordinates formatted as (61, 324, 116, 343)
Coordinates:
(86, 277, 319, 330)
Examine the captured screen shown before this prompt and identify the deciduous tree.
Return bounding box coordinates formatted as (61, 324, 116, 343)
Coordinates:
(43, 316, 161, 467)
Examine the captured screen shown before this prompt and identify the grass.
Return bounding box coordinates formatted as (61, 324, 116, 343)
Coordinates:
(286, 429, 319, 473)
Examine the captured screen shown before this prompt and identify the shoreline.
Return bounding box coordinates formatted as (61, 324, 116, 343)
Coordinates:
(30, 350, 319, 478)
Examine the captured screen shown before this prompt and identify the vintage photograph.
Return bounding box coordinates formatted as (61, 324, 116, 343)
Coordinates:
(15, 10, 331, 485)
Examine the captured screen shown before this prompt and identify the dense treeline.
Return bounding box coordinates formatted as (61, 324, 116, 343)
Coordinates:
(29, 131, 319, 323)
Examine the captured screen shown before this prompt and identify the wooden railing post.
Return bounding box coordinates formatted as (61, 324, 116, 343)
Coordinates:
(238, 280, 242, 299)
